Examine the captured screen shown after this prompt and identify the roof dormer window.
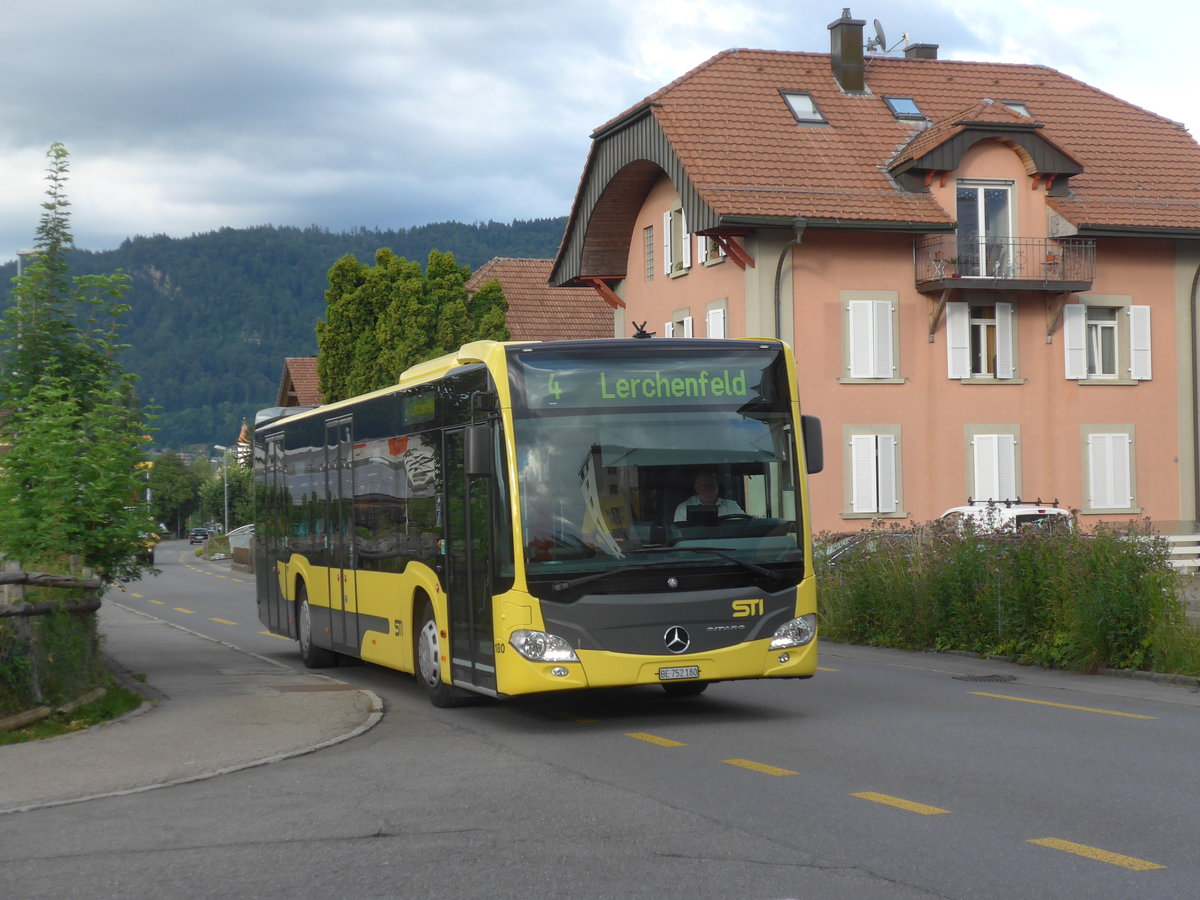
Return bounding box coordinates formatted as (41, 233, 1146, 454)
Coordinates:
(782, 91, 826, 124)
(1002, 101, 1032, 118)
(884, 96, 924, 119)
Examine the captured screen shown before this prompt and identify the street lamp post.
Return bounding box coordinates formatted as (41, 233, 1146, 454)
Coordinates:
(212, 445, 229, 534)
(15, 248, 37, 277)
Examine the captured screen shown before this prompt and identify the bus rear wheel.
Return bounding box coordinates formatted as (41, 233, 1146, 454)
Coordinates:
(414, 601, 466, 707)
(298, 584, 335, 668)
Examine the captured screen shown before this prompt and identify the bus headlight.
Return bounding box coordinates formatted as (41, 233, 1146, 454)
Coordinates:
(769, 614, 816, 650)
(509, 629, 579, 663)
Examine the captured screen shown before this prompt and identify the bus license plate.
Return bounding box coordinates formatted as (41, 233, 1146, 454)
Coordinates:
(658, 666, 700, 681)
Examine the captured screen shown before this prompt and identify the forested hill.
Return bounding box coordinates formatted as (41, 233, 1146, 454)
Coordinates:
(0, 218, 567, 449)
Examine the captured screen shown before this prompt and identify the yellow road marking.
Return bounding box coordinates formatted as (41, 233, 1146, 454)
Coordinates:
(970, 692, 1157, 720)
(210, 618, 236, 626)
(724, 758, 797, 776)
(852, 792, 950, 815)
(147, 599, 164, 606)
(127, 592, 143, 599)
(817, 666, 839, 672)
(259, 631, 292, 641)
(626, 732, 686, 747)
(1029, 838, 1165, 871)
(173, 607, 195, 614)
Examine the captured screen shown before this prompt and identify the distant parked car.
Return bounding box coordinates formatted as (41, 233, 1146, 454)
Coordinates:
(189, 528, 211, 544)
(939, 500, 1071, 533)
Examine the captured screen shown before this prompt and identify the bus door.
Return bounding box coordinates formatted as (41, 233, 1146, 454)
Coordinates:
(257, 434, 291, 636)
(443, 427, 497, 693)
(325, 416, 358, 655)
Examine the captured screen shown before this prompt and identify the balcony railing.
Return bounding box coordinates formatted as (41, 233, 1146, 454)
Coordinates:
(915, 236, 1094, 292)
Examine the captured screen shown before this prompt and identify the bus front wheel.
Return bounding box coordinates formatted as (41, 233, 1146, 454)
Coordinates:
(298, 584, 336, 668)
(415, 601, 466, 707)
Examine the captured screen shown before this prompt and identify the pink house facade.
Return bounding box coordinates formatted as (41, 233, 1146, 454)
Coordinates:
(551, 11, 1200, 534)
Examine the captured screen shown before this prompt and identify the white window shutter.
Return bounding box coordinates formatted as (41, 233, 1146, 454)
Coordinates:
(848, 301, 872, 378)
(848, 300, 893, 378)
(1063, 304, 1087, 379)
(680, 209, 692, 269)
(995, 301, 1014, 379)
(662, 212, 672, 272)
(1129, 306, 1151, 380)
(873, 301, 894, 378)
(850, 435, 879, 513)
(698, 235, 709, 264)
(947, 302, 970, 379)
(663, 321, 674, 338)
(877, 434, 898, 513)
(706, 307, 726, 338)
(681, 316, 694, 338)
(973, 434, 1016, 501)
(1089, 434, 1132, 509)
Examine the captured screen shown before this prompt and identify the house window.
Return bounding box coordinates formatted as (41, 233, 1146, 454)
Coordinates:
(846, 429, 900, 516)
(1084, 429, 1134, 511)
(699, 235, 727, 265)
(956, 180, 1013, 277)
(782, 91, 825, 124)
(947, 301, 1014, 379)
(968, 429, 1019, 502)
(705, 303, 726, 338)
(884, 96, 924, 119)
(662, 207, 692, 275)
(644, 226, 654, 282)
(663, 311, 693, 338)
(843, 296, 898, 380)
(1063, 300, 1151, 381)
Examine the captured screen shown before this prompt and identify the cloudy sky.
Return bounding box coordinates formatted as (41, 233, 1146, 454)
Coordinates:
(2, 0, 1197, 260)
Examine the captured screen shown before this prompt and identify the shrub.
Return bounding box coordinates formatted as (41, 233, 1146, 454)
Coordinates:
(815, 519, 1193, 674)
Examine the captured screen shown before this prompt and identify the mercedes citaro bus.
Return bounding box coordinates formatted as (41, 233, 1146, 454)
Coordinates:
(254, 338, 823, 705)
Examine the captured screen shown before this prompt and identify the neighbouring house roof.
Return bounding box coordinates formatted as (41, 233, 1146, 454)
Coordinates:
(276, 356, 321, 407)
(554, 45, 1200, 282)
(466, 258, 612, 341)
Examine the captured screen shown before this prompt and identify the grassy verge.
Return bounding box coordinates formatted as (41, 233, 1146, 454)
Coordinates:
(0, 673, 145, 745)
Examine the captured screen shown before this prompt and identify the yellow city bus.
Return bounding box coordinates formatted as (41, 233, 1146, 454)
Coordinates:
(254, 338, 823, 706)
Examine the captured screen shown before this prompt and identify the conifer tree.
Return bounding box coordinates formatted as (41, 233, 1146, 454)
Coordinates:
(0, 143, 152, 581)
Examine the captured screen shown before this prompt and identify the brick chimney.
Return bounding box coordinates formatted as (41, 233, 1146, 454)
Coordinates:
(828, 8, 865, 92)
(904, 43, 939, 60)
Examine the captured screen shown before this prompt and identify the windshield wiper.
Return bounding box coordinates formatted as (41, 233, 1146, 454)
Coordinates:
(550, 547, 779, 592)
(652, 546, 779, 580)
(551, 559, 676, 592)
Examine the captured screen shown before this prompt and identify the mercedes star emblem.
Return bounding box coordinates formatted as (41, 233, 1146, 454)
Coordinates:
(664, 625, 691, 653)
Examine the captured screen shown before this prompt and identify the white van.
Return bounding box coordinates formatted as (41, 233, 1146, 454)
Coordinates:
(939, 500, 1071, 533)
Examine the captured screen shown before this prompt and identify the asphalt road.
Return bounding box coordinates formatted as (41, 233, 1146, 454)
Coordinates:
(3, 540, 1199, 899)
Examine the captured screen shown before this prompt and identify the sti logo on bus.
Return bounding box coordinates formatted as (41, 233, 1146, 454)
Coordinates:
(731, 598, 764, 618)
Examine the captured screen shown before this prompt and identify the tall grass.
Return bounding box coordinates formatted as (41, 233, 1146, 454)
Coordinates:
(816, 519, 1200, 675)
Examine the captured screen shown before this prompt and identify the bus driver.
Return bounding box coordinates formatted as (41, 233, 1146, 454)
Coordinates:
(674, 471, 744, 523)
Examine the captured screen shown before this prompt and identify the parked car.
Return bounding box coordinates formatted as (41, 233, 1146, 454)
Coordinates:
(939, 500, 1071, 533)
(189, 528, 211, 544)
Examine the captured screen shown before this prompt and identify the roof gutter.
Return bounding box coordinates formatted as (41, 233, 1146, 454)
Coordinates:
(719, 214, 955, 234)
(591, 103, 658, 140)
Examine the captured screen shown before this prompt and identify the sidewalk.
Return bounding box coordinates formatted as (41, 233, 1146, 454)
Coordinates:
(0, 601, 382, 815)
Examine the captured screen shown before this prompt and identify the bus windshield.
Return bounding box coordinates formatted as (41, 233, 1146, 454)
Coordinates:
(508, 344, 804, 594)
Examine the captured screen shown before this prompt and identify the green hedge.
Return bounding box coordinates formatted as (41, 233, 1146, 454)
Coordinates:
(815, 520, 1200, 675)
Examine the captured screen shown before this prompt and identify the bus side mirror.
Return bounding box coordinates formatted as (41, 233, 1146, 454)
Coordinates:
(801, 415, 823, 474)
(465, 423, 494, 478)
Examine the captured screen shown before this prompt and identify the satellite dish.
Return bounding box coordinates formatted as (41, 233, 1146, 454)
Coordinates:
(867, 18, 888, 52)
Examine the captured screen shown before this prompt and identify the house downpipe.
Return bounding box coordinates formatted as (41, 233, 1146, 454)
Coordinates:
(774, 219, 807, 340)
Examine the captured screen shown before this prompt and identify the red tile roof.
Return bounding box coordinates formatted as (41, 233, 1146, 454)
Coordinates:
(467, 258, 613, 340)
(613, 49, 1200, 232)
(277, 356, 321, 407)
